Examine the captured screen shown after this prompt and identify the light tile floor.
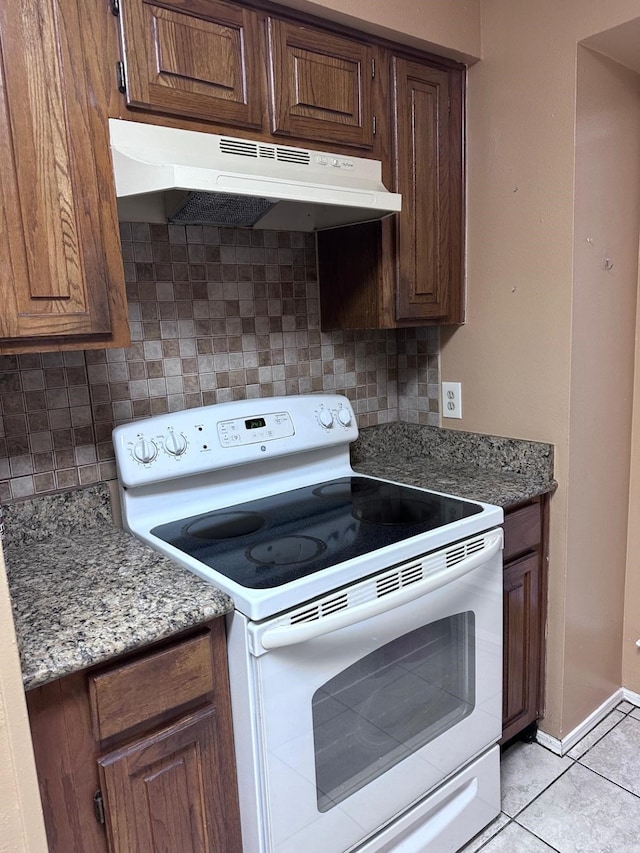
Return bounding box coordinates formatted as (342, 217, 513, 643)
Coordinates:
(460, 701, 640, 853)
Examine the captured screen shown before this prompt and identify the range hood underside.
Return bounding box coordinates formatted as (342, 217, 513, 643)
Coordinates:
(116, 189, 394, 232)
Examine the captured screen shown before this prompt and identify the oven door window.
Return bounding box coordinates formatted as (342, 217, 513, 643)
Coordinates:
(312, 612, 475, 811)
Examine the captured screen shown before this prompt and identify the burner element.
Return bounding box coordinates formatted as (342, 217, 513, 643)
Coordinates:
(185, 511, 265, 540)
(247, 536, 326, 567)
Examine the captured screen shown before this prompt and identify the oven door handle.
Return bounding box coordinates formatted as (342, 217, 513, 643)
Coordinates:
(260, 532, 502, 650)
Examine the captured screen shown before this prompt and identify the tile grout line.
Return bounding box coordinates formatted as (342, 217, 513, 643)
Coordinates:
(573, 713, 640, 802)
(468, 704, 640, 851)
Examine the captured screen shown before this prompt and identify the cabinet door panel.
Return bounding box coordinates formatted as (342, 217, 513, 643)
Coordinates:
(502, 553, 541, 741)
(0, 0, 128, 349)
(99, 706, 242, 853)
(119, 0, 263, 128)
(267, 18, 374, 149)
(393, 57, 463, 323)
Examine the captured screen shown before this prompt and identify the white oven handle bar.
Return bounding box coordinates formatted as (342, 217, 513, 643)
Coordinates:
(260, 532, 503, 650)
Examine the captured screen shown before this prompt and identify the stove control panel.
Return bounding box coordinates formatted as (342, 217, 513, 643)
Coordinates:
(113, 394, 358, 488)
(217, 411, 294, 447)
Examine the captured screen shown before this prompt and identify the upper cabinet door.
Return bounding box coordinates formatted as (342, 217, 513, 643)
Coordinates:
(393, 57, 464, 323)
(0, 0, 129, 352)
(118, 0, 263, 128)
(266, 18, 374, 149)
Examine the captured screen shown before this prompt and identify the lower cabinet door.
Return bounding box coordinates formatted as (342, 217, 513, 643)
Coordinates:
(501, 552, 541, 742)
(99, 706, 242, 853)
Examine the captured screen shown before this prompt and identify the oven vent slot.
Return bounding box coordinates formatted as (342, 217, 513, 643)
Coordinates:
(272, 533, 495, 636)
(376, 563, 423, 597)
(289, 593, 349, 624)
(321, 593, 349, 616)
(445, 536, 485, 568)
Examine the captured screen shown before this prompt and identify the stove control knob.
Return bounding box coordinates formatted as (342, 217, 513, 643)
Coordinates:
(318, 409, 334, 428)
(132, 437, 158, 465)
(164, 430, 188, 457)
(337, 407, 352, 427)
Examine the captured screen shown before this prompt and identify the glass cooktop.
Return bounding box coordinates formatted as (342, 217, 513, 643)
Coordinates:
(151, 477, 483, 590)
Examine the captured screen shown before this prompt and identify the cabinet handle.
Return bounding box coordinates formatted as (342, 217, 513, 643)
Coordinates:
(116, 61, 127, 94)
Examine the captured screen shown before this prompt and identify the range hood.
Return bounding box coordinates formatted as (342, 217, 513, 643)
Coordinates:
(109, 119, 401, 232)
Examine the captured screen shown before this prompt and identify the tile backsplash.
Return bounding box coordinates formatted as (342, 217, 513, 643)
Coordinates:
(0, 223, 439, 502)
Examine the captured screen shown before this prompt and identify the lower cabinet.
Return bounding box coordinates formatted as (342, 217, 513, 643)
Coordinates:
(501, 496, 549, 744)
(26, 619, 242, 853)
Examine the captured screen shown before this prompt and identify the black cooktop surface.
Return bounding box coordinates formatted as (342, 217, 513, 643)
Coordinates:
(151, 477, 483, 589)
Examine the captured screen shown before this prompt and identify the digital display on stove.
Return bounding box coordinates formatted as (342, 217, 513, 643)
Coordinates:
(245, 417, 266, 430)
(151, 477, 483, 590)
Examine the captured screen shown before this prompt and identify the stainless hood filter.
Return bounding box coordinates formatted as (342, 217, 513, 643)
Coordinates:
(109, 119, 401, 232)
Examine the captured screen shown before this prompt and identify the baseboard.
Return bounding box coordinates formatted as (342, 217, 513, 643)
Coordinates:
(622, 686, 640, 706)
(536, 688, 625, 756)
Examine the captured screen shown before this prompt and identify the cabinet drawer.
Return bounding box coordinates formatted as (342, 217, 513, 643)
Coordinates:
(89, 633, 214, 741)
(503, 502, 541, 562)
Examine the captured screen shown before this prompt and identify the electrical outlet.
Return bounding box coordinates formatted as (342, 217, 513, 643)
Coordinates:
(442, 382, 462, 419)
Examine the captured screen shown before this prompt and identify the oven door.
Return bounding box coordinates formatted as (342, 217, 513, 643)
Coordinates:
(227, 529, 503, 853)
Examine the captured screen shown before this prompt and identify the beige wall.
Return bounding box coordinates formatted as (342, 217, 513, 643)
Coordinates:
(273, 0, 482, 61)
(624, 218, 640, 685)
(0, 548, 47, 852)
(441, 1, 640, 736)
(566, 48, 640, 724)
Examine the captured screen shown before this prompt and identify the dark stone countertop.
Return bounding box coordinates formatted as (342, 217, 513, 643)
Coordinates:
(2, 484, 232, 690)
(351, 423, 556, 508)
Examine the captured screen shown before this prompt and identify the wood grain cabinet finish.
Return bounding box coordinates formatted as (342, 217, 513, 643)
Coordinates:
(317, 52, 465, 329)
(0, 0, 129, 353)
(117, 0, 263, 129)
(266, 17, 374, 149)
(392, 57, 464, 323)
(99, 707, 236, 853)
(501, 497, 549, 744)
(27, 621, 242, 853)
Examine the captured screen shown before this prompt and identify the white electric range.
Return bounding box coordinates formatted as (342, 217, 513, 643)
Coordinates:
(114, 393, 503, 853)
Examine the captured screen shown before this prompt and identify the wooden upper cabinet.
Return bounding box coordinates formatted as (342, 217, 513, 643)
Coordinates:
(318, 53, 465, 330)
(117, 0, 263, 128)
(0, 0, 129, 353)
(266, 17, 375, 149)
(392, 56, 464, 323)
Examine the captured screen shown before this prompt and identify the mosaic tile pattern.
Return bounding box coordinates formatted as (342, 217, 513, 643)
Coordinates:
(0, 224, 440, 501)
